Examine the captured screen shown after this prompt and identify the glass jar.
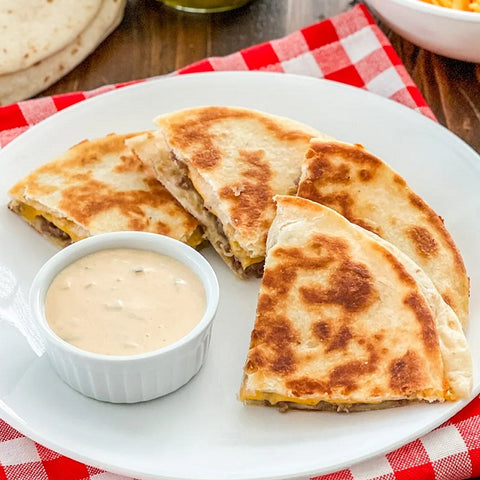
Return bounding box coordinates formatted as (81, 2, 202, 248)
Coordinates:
(159, 0, 251, 13)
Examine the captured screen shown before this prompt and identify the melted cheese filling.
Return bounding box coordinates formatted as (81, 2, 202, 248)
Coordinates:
(240, 390, 319, 406)
(18, 202, 84, 242)
(12, 201, 203, 247)
(240, 387, 448, 406)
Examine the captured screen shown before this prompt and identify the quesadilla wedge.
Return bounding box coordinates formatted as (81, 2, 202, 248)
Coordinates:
(127, 106, 333, 278)
(8, 132, 203, 248)
(239, 195, 472, 411)
(297, 139, 470, 329)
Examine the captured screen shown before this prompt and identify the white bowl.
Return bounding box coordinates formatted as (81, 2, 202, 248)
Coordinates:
(365, 0, 480, 63)
(30, 231, 219, 403)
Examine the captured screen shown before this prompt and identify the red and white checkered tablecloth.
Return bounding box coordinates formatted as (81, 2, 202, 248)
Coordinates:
(0, 4, 479, 480)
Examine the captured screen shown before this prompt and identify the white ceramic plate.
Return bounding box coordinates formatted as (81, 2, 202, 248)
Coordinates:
(0, 72, 479, 480)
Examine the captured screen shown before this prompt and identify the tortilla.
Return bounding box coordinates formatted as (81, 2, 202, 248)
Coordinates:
(0, 0, 126, 105)
(127, 106, 333, 278)
(239, 195, 472, 411)
(8, 132, 203, 248)
(0, 0, 102, 74)
(296, 139, 470, 328)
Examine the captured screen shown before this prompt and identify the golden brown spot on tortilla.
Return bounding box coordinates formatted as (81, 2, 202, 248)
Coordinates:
(407, 225, 439, 257)
(300, 260, 374, 312)
(255, 293, 277, 317)
(298, 144, 386, 235)
(287, 378, 330, 397)
(69, 172, 92, 184)
(219, 149, 273, 231)
(63, 135, 131, 169)
(264, 234, 345, 295)
(406, 192, 464, 277)
(307, 234, 348, 261)
(167, 106, 315, 171)
(393, 174, 406, 187)
(272, 353, 296, 375)
(245, 351, 264, 373)
(113, 154, 144, 174)
(195, 106, 314, 143)
(312, 321, 330, 341)
(403, 292, 439, 352)
(327, 325, 353, 352)
(304, 153, 351, 185)
(299, 185, 381, 234)
(262, 262, 298, 296)
(299, 181, 353, 216)
(248, 310, 299, 376)
(308, 141, 381, 175)
(252, 265, 301, 377)
(371, 387, 382, 397)
(328, 354, 378, 394)
(373, 243, 416, 286)
(154, 220, 171, 235)
(256, 315, 298, 349)
(58, 177, 171, 232)
(358, 169, 373, 181)
(329, 362, 361, 393)
(441, 290, 458, 314)
(408, 192, 427, 210)
(374, 332, 384, 342)
(389, 351, 426, 394)
(20, 175, 58, 197)
(299, 143, 469, 307)
(354, 218, 382, 236)
(49, 133, 198, 235)
(192, 148, 221, 170)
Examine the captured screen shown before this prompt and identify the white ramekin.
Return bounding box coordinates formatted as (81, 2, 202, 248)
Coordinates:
(29, 231, 219, 403)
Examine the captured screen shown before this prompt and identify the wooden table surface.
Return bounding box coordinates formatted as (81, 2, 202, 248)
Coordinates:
(39, 0, 480, 153)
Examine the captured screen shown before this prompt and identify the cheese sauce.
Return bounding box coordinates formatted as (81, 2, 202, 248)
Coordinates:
(45, 248, 206, 356)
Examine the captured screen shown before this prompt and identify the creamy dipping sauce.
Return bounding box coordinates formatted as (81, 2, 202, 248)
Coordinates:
(44, 248, 206, 355)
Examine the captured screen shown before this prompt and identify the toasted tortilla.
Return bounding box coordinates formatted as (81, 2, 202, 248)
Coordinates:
(8, 132, 203, 248)
(296, 139, 469, 328)
(239, 195, 472, 411)
(128, 106, 333, 278)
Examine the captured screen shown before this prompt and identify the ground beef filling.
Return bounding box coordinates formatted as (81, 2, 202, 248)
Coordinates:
(8, 200, 72, 247)
(172, 157, 264, 278)
(35, 216, 71, 245)
(249, 399, 411, 413)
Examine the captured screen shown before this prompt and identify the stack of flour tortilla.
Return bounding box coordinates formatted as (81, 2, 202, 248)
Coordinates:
(0, 0, 126, 105)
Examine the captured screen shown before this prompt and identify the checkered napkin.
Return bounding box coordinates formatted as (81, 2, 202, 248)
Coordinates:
(0, 4, 478, 480)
